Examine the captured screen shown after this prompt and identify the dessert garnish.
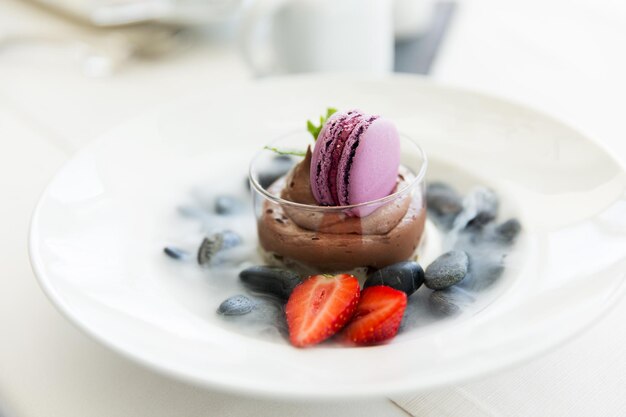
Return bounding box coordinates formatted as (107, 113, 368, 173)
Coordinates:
(239, 265, 302, 301)
(262, 107, 338, 157)
(494, 219, 522, 244)
(310, 110, 401, 215)
(217, 295, 255, 316)
(451, 186, 499, 230)
(165, 179, 522, 347)
(283, 276, 409, 347)
(424, 251, 469, 290)
(214, 195, 243, 215)
(306, 107, 337, 140)
(342, 286, 407, 346)
(285, 273, 360, 347)
(256, 155, 295, 189)
(262, 146, 307, 157)
(262, 107, 403, 213)
(425, 182, 464, 229)
(163, 246, 190, 260)
(197, 230, 242, 266)
(363, 261, 424, 296)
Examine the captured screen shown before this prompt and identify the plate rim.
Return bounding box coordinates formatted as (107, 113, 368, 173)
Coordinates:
(28, 73, 626, 398)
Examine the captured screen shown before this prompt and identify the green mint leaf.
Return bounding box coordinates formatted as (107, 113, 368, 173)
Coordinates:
(307, 120, 317, 138)
(263, 146, 306, 157)
(307, 107, 338, 141)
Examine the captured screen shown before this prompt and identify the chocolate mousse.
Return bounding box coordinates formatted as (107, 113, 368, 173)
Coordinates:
(257, 147, 426, 272)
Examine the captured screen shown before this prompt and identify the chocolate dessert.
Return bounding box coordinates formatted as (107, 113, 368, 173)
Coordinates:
(254, 109, 427, 272)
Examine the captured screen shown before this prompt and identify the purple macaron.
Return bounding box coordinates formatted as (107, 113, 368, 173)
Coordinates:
(310, 110, 401, 216)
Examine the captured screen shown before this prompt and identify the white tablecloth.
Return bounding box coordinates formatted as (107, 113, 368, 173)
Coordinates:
(1, 0, 625, 416)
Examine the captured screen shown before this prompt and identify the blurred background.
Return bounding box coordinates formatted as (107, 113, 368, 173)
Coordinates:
(1, 0, 624, 155)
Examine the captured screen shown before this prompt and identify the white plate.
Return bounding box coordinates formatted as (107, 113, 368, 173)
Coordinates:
(29, 74, 626, 399)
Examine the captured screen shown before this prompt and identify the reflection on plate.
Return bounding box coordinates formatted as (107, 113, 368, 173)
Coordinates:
(30, 74, 626, 398)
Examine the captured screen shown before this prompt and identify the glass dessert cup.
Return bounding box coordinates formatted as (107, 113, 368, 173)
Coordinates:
(249, 131, 427, 273)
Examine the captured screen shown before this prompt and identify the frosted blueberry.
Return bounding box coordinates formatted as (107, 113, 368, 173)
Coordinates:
(163, 246, 190, 260)
(364, 261, 424, 296)
(217, 295, 255, 316)
(425, 251, 469, 290)
(197, 230, 243, 266)
(215, 196, 242, 215)
(426, 182, 463, 229)
(239, 266, 301, 300)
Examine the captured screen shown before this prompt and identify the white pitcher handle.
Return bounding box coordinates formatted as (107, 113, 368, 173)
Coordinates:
(239, 0, 288, 77)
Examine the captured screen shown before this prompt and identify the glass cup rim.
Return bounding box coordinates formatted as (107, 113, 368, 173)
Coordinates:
(248, 130, 428, 212)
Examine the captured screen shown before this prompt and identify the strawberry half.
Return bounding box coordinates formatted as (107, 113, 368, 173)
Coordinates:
(285, 274, 360, 347)
(342, 286, 407, 346)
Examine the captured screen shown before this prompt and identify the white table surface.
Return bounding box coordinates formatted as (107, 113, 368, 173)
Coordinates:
(1, 0, 625, 416)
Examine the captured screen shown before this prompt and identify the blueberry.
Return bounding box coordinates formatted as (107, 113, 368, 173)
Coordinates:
(424, 250, 469, 290)
(364, 261, 424, 296)
(459, 253, 506, 291)
(239, 266, 302, 300)
(427, 182, 463, 229)
(256, 156, 295, 190)
(197, 238, 218, 265)
(257, 172, 284, 190)
(217, 295, 255, 316)
(251, 297, 290, 337)
(273, 155, 293, 162)
(454, 187, 499, 229)
(428, 287, 474, 317)
(483, 261, 505, 284)
(214, 196, 242, 215)
(221, 230, 243, 248)
(163, 246, 190, 260)
(197, 230, 243, 266)
(494, 218, 521, 244)
(461, 218, 521, 247)
(427, 182, 463, 213)
(223, 296, 289, 338)
(428, 290, 460, 316)
(177, 205, 209, 219)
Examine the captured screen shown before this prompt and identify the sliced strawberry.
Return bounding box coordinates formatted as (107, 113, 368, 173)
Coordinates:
(342, 286, 407, 346)
(285, 274, 360, 347)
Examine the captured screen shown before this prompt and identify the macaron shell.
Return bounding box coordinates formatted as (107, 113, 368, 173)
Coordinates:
(310, 111, 347, 205)
(337, 117, 400, 216)
(310, 110, 363, 205)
